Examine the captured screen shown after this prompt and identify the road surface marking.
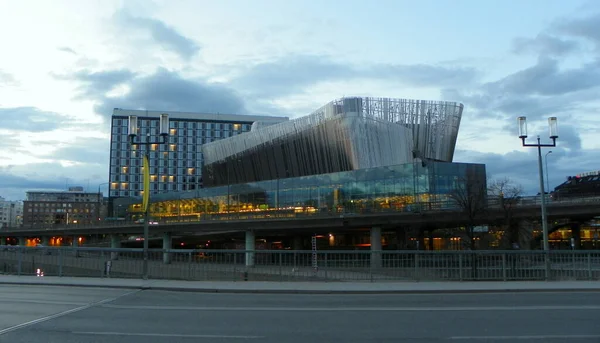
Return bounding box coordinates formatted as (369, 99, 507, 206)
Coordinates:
(450, 334, 600, 340)
(101, 304, 600, 311)
(0, 289, 140, 336)
(73, 332, 264, 339)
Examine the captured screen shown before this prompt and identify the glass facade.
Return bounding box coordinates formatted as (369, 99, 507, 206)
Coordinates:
(114, 161, 486, 221)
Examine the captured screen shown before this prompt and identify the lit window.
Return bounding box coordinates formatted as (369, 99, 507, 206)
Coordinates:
(170, 128, 177, 135)
(169, 144, 176, 151)
(151, 144, 158, 151)
(233, 124, 241, 130)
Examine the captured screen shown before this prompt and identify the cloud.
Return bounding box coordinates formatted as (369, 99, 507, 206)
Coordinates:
(0, 70, 18, 87)
(231, 55, 479, 97)
(63, 67, 246, 119)
(60, 69, 137, 100)
(114, 9, 200, 60)
(455, 147, 599, 195)
(556, 13, 600, 47)
(511, 34, 579, 56)
(0, 107, 73, 132)
(58, 46, 77, 54)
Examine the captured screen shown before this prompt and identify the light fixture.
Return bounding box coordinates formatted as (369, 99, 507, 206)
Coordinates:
(517, 116, 527, 139)
(128, 116, 138, 137)
(159, 113, 169, 136)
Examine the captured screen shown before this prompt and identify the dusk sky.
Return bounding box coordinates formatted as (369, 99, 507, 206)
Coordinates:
(1, 0, 599, 200)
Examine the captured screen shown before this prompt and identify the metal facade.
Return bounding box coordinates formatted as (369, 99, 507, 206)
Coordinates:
(202, 97, 463, 187)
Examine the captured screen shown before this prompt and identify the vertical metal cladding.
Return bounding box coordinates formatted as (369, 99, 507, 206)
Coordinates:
(202, 97, 463, 187)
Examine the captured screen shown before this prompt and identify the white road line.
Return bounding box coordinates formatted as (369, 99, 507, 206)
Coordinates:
(0, 298, 88, 306)
(0, 289, 140, 336)
(100, 304, 600, 311)
(73, 332, 264, 339)
(450, 334, 600, 340)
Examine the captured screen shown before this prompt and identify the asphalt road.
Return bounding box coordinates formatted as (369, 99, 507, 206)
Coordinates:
(1, 285, 600, 342)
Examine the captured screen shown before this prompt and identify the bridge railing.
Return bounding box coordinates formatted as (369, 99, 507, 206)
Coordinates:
(1, 246, 599, 282)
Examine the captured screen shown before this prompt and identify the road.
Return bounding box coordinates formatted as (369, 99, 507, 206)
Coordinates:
(1, 285, 600, 342)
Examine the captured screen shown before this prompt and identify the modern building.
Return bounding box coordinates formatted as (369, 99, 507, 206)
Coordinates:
(0, 197, 23, 228)
(109, 109, 289, 202)
(201, 97, 463, 187)
(112, 97, 481, 222)
(22, 189, 101, 228)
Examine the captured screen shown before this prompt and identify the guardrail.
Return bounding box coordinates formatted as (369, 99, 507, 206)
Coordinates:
(1, 246, 599, 282)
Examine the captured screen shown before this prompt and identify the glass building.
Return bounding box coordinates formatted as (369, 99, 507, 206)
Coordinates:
(113, 161, 487, 221)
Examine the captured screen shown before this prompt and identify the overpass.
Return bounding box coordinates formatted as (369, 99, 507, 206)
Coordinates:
(3, 195, 599, 238)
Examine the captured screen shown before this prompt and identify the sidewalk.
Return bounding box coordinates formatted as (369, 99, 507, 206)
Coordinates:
(1, 275, 599, 294)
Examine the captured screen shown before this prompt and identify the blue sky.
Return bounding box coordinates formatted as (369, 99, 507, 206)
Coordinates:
(0, 0, 599, 200)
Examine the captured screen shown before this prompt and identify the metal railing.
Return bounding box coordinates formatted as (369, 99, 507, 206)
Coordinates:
(1, 246, 599, 282)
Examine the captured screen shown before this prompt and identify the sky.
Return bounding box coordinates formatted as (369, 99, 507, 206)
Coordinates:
(0, 0, 599, 200)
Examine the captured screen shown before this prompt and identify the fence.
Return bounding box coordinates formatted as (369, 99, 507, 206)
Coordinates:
(0, 246, 599, 282)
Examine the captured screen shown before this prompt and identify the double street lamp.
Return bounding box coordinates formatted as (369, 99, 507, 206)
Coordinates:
(128, 113, 170, 280)
(517, 116, 558, 254)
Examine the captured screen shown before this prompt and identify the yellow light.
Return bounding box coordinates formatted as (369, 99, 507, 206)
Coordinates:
(170, 128, 176, 135)
(151, 144, 158, 151)
(233, 124, 241, 130)
(169, 144, 176, 151)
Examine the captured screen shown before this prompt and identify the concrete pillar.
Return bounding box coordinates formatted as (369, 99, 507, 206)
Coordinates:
(163, 232, 172, 264)
(110, 234, 121, 260)
(41, 236, 50, 246)
(293, 236, 303, 250)
(370, 226, 382, 269)
(72, 236, 78, 247)
(18, 237, 25, 246)
(245, 230, 255, 267)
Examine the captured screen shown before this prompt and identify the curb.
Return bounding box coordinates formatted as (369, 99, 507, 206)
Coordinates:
(2, 281, 600, 295)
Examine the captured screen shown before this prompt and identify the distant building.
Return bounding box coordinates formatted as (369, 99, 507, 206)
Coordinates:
(108, 109, 289, 203)
(0, 197, 23, 228)
(22, 189, 101, 228)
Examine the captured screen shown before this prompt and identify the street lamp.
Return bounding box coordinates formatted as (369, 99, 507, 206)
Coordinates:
(128, 113, 169, 280)
(518, 116, 558, 278)
(545, 151, 552, 193)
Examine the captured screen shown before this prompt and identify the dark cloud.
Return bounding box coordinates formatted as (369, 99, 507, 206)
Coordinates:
(556, 13, 600, 47)
(455, 147, 598, 195)
(58, 46, 77, 54)
(48, 137, 109, 165)
(486, 57, 600, 96)
(58, 69, 137, 100)
(0, 107, 72, 132)
(114, 9, 200, 60)
(232, 55, 479, 97)
(0, 163, 106, 201)
(63, 67, 246, 119)
(511, 34, 579, 56)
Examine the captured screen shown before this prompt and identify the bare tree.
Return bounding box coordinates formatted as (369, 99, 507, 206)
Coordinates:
(488, 177, 524, 249)
(448, 166, 488, 250)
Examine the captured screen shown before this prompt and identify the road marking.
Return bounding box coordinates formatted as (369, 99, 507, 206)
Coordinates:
(73, 332, 264, 339)
(101, 304, 600, 311)
(0, 289, 140, 336)
(450, 334, 600, 340)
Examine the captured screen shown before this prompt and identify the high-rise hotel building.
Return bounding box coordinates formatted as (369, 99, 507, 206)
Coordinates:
(109, 109, 288, 201)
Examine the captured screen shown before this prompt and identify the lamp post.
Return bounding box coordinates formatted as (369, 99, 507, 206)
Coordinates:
(518, 116, 558, 279)
(127, 113, 169, 280)
(545, 151, 552, 193)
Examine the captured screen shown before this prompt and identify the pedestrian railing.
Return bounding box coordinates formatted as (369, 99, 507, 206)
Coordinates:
(0, 246, 599, 282)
